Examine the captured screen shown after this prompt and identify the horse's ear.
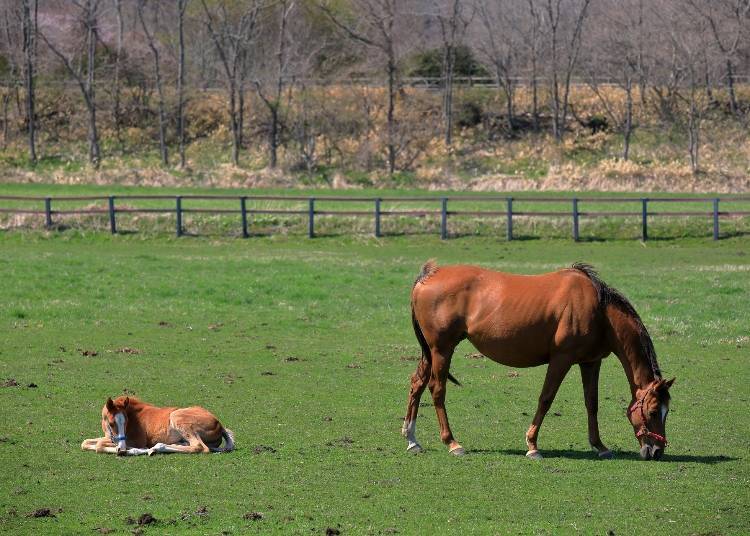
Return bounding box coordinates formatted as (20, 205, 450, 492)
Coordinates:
(106, 397, 115, 412)
(123, 397, 130, 408)
(665, 377, 675, 389)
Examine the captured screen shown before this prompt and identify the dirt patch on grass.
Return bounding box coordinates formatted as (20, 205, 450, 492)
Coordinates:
(253, 445, 277, 454)
(115, 347, 141, 355)
(2, 378, 18, 387)
(78, 349, 98, 357)
(26, 508, 57, 518)
(242, 512, 264, 521)
(126, 513, 157, 526)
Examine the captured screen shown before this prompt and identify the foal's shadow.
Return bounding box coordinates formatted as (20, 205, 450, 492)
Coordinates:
(472, 448, 738, 464)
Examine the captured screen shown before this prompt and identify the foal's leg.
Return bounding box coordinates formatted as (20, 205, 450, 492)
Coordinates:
(579, 360, 613, 459)
(430, 348, 464, 456)
(148, 413, 211, 455)
(525, 357, 573, 460)
(402, 357, 430, 453)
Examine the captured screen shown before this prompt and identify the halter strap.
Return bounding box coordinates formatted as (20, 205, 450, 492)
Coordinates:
(106, 422, 127, 443)
(627, 397, 668, 446)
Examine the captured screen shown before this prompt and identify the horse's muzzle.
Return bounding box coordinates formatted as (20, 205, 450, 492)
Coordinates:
(640, 444, 664, 461)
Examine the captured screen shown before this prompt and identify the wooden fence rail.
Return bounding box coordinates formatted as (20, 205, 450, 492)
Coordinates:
(1, 194, 749, 241)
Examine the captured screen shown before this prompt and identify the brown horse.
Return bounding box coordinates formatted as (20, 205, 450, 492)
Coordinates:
(402, 261, 674, 461)
(81, 396, 234, 456)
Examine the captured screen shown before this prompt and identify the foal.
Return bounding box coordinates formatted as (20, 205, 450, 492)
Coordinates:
(81, 396, 234, 456)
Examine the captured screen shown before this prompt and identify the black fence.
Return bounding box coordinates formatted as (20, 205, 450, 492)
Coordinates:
(1, 194, 748, 241)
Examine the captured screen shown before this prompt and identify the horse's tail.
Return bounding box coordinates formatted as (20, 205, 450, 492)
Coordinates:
(412, 263, 461, 387)
(218, 427, 235, 452)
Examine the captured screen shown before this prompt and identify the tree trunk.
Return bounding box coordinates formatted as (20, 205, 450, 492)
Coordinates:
(270, 106, 278, 168)
(504, 74, 514, 132)
(86, 2, 100, 167)
(726, 59, 738, 117)
(623, 77, 633, 161)
(22, 0, 37, 164)
(442, 45, 455, 146)
(177, 0, 187, 168)
(387, 55, 396, 175)
(113, 0, 123, 142)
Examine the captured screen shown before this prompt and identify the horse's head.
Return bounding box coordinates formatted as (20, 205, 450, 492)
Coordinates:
(628, 378, 674, 460)
(101, 397, 130, 456)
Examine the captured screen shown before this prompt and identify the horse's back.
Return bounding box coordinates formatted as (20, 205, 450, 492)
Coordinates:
(412, 264, 606, 366)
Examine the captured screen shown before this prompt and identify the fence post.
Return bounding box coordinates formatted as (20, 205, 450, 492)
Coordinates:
(175, 196, 183, 237)
(240, 196, 249, 238)
(308, 197, 315, 238)
(440, 197, 448, 240)
(374, 198, 381, 238)
(108, 196, 117, 234)
(641, 198, 648, 241)
(572, 197, 579, 242)
(44, 197, 52, 228)
(506, 197, 513, 241)
(713, 198, 719, 241)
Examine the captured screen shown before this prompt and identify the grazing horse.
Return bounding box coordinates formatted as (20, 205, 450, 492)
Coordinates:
(81, 396, 234, 456)
(402, 261, 674, 461)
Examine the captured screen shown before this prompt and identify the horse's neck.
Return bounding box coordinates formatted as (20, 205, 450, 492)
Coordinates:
(610, 313, 657, 396)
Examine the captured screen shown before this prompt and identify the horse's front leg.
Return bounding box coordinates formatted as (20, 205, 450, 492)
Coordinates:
(525, 357, 573, 460)
(579, 360, 613, 459)
(402, 357, 430, 453)
(81, 437, 108, 452)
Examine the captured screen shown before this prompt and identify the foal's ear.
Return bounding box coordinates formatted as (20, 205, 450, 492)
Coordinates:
(664, 377, 675, 389)
(106, 397, 115, 412)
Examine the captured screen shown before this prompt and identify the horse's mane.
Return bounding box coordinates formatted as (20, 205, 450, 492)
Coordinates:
(572, 263, 662, 379)
(414, 259, 439, 286)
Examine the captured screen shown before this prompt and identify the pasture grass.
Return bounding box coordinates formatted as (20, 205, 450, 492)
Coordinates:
(0, 230, 749, 535)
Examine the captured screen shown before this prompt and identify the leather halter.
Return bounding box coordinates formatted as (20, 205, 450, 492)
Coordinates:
(627, 397, 668, 446)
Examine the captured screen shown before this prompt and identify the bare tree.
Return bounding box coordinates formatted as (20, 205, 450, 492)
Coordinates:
(22, 0, 38, 163)
(685, 0, 750, 118)
(434, 0, 471, 145)
(253, 0, 294, 169)
(137, 0, 168, 165)
(665, 2, 712, 174)
(39, 0, 102, 167)
(176, 0, 188, 168)
(585, 0, 643, 160)
(474, 0, 518, 133)
(201, 0, 263, 166)
(318, 0, 413, 175)
(111, 0, 124, 142)
(544, 0, 591, 142)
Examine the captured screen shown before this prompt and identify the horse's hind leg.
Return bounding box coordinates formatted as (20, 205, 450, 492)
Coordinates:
(525, 357, 573, 460)
(402, 357, 430, 453)
(579, 360, 612, 459)
(429, 348, 464, 456)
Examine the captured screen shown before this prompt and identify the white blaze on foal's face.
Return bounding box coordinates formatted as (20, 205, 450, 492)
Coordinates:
(114, 413, 127, 451)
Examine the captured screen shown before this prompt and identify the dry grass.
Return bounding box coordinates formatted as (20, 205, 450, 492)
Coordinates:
(1, 84, 749, 192)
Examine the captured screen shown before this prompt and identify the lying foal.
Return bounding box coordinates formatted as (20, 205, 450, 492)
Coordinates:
(81, 396, 234, 456)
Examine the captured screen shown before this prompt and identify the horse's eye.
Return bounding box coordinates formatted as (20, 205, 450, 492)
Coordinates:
(649, 411, 658, 418)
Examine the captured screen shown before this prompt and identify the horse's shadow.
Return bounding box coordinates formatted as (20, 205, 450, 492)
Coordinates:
(470, 448, 738, 464)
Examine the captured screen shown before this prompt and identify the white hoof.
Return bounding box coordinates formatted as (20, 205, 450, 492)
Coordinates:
(406, 442, 423, 454)
(526, 449, 543, 460)
(449, 445, 466, 456)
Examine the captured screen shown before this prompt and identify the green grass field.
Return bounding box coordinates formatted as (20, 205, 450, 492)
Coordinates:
(1, 225, 749, 534)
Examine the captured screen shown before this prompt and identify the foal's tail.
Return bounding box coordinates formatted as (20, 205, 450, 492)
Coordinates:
(214, 427, 235, 453)
(411, 302, 461, 387)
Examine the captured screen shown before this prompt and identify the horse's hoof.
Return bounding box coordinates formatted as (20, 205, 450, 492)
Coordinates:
(526, 449, 543, 460)
(597, 450, 613, 460)
(449, 445, 466, 456)
(406, 442, 423, 454)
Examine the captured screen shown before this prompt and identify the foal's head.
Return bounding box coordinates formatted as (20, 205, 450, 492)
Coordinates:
(101, 397, 130, 456)
(628, 378, 675, 460)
